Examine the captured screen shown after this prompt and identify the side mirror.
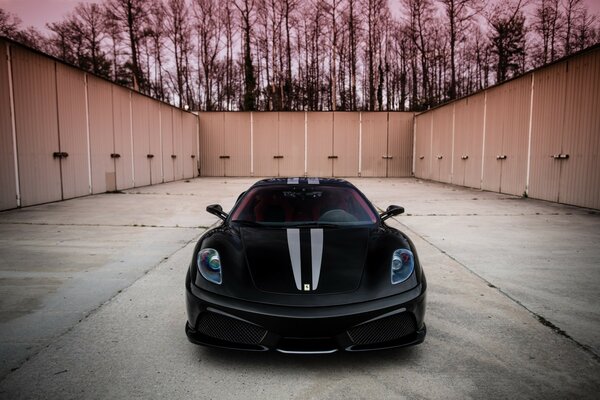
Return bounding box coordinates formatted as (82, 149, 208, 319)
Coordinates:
(206, 204, 228, 221)
(380, 205, 404, 221)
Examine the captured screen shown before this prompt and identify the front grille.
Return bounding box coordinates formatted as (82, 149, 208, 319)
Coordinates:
(347, 312, 417, 345)
(197, 312, 267, 345)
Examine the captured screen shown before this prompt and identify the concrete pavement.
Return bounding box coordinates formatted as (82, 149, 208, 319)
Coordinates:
(0, 177, 598, 399)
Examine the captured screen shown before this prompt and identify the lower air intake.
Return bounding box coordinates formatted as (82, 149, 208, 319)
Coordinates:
(347, 312, 417, 345)
(197, 312, 267, 345)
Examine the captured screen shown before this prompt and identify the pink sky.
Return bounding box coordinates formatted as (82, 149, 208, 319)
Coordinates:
(2, 0, 600, 33)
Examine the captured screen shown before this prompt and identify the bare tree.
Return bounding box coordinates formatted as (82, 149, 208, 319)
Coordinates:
(105, 0, 149, 91)
(488, 0, 527, 83)
(193, 0, 223, 110)
(235, 0, 257, 111)
(531, 0, 561, 66)
(573, 8, 598, 52)
(438, 0, 483, 99)
(403, 0, 436, 109)
(0, 8, 22, 39)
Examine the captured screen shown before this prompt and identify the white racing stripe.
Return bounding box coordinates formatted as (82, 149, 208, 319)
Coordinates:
(310, 229, 323, 290)
(286, 229, 302, 290)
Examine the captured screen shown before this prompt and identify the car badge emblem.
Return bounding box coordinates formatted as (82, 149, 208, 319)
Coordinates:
(304, 284, 310, 291)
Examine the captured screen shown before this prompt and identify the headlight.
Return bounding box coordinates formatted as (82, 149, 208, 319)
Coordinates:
(391, 249, 414, 284)
(198, 248, 222, 284)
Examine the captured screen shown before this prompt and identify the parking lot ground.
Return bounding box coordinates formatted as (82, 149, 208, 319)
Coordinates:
(0, 177, 599, 399)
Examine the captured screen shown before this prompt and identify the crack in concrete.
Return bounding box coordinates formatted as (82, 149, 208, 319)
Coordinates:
(0, 221, 217, 384)
(390, 216, 600, 364)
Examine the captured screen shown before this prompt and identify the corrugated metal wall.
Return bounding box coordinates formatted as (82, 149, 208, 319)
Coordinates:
(361, 112, 388, 177)
(160, 105, 174, 182)
(559, 49, 600, 209)
(4, 38, 597, 210)
(252, 112, 278, 176)
(111, 85, 134, 190)
(278, 112, 305, 176)
(388, 112, 414, 177)
(198, 111, 415, 178)
(132, 93, 151, 187)
(88, 76, 116, 193)
(414, 112, 432, 180)
(0, 39, 197, 211)
(332, 112, 360, 177)
(11, 46, 62, 207)
(56, 63, 90, 199)
(430, 106, 453, 183)
(453, 93, 485, 188)
(0, 43, 17, 210)
(414, 45, 600, 209)
(307, 112, 334, 177)
(148, 99, 162, 184)
(182, 112, 198, 179)
(528, 63, 565, 202)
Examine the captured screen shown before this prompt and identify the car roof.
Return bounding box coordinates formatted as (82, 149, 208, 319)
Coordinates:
(251, 177, 355, 188)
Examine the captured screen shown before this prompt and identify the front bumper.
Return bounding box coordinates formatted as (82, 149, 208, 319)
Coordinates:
(185, 282, 426, 353)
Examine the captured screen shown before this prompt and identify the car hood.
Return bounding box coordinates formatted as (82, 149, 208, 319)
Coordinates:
(240, 226, 371, 295)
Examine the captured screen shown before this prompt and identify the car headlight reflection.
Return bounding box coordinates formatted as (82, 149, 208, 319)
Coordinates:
(391, 249, 414, 284)
(198, 248, 222, 285)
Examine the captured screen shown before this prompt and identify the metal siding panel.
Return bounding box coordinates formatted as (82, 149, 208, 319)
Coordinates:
(278, 112, 305, 176)
(528, 64, 566, 202)
(131, 93, 151, 187)
(414, 112, 432, 179)
(112, 85, 133, 190)
(182, 112, 196, 179)
(333, 112, 360, 177)
(499, 76, 531, 196)
(360, 112, 387, 177)
(199, 112, 224, 177)
(148, 99, 161, 184)
(559, 49, 600, 209)
(192, 113, 199, 177)
(387, 112, 414, 178)
(431, 107, 453, 183)
(453, 93, 485, 188)
(307, 112, 333, 177)
(252, 112, 278, 176)
(160, 105, 174, 182)
(0, 42, 17, 210)
(224, 112, 251, 176)
(11, 46, 62, 206)
(87, 76, 115, 193)
(173, 109, 184, 180)
(482, 85, 505, 192)
(56, 64, 90, 199)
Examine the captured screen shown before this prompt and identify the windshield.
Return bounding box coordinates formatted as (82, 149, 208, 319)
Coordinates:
(230, 184, 378, 227)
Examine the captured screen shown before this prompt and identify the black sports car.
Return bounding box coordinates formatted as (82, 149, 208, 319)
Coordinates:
(185, 178, 426, 353)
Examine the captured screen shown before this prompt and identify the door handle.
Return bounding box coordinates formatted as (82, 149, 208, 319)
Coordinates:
(552, 153, 569, 159)
(328, 155, 338, 159)
(273, 155, 284, 159)
(147, 154, 154, 159)
(110, 153, 121, 159)
(219, 155, 230, 159)
(382, 155, 393, 159)
(496, 155, 507, 160)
